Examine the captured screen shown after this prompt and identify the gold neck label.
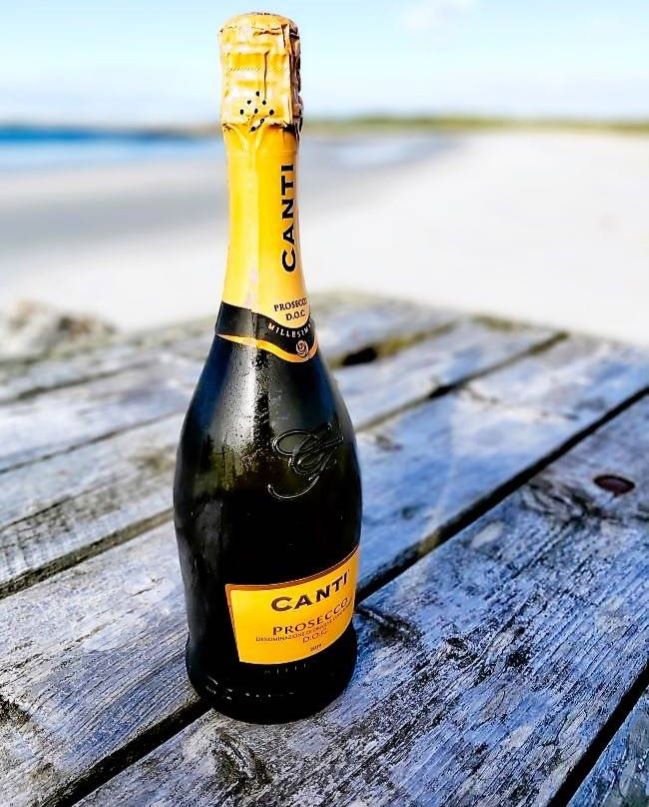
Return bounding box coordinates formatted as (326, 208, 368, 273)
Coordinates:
(217, 126, 316, 362)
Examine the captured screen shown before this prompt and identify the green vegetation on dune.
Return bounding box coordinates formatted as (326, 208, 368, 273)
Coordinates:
(6, 116, 648, 140)
(185, 115, 649, 137)
(303, 115, 649, 135)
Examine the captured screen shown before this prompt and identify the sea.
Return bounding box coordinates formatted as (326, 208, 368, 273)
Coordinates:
(0, 125, 447, 173)
(0, 126, 223, 172)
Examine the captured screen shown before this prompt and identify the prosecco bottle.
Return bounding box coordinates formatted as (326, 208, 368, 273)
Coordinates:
(173, 13, 362, 723)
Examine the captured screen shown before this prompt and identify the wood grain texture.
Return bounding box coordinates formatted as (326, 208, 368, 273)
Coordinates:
(0, 296, 453, 407)
(0, 415, 181, 596)
(358, 335, 649, 592)
(167, 295, 457, 366)
(0, 524, 195, 807)
(570, 691, 649, 807)
(0, 321, 209, 405)
(0, 523, 194, 807)
(0, 297, 455, 474)
(1, 338, 647, 806)
(337, 317, 556, 428)
(79, 396, 649, 807)
(0, 356, 197, 473)
(0, 318, 552, 597)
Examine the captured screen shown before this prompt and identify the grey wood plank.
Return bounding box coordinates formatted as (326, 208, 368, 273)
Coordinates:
(298, 295, 456, 363)
(79, 396, 649, 807)
(0, 295, 454, 405)
(165, 294, 457, 366)
(0, 356, 198, 473)
(338, 317, 556, 428)
(0, 523, 192, 807)
(358, 335, 648, 592)
(569, 691, 649, 807)
(0, 339, 647, 806)
(0, 415, 181, 597)
(0, 318, 553, 597)
(0, 321, 209, 405)
(0, 297, 457, 473)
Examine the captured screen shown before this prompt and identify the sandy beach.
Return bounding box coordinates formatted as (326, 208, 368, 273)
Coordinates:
(1, 131, 647, 344)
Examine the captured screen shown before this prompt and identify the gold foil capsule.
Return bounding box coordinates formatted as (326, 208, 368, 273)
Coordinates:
(219, 13, 302, 129)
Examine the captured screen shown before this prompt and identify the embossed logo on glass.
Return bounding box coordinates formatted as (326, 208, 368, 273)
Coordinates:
(268, 423, 343, 500)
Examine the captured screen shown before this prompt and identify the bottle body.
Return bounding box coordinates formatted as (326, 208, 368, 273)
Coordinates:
(173, 12, 361, 723)
(174, 336, 361, 722)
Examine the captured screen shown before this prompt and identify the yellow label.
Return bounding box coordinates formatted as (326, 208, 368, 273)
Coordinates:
(226, 546, 359, 664)
(223, 128, 308, 325)
(216, 127, 316, 362)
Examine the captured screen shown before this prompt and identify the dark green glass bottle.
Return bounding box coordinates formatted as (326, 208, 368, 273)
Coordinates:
(173, 12, 362, 724)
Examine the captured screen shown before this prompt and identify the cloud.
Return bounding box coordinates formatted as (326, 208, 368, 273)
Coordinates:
(402, 0, 478, 33)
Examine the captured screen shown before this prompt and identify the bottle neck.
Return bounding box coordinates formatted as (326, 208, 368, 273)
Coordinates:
(222, 126, 309, 326)
(216, 125, 316, 362)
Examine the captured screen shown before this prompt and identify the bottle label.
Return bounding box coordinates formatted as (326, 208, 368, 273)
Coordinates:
(225, 546, 359, 664)
(218, 139, 317, 363)
(216, 301, 317, 363)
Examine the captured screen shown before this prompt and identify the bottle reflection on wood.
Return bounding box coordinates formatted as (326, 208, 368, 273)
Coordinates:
(173, 12, 362, 723)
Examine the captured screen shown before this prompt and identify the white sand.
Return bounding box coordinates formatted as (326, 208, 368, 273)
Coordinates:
(1, 132, 647, 344)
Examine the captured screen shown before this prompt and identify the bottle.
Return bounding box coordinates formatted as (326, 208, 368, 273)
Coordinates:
(173, 12, 362, 723)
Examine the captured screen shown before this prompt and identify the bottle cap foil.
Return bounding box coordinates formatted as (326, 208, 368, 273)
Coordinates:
(219, 13, 302, 129)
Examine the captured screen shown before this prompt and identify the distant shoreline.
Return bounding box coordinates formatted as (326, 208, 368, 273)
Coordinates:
(2, 114, 649, 144)
(0, 124, 200, 144)
(308, 115, 649, 136)
(0, 127, 448, 173)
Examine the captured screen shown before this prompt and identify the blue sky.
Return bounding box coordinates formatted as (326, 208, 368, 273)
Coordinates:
(2, 0, 648, 124)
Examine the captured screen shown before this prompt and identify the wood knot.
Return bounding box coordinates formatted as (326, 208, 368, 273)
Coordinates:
(0, 694, 30, 726)
(342, 345, 379, 366)
(216, 731, 271, 786)
(358, 604, 422, 648)
(443, 636, 476, 667)
(593, 474, 635, 496)
(373, 433, 402, 453)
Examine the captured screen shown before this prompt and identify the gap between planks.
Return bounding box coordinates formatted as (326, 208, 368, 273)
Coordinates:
(1, 337, 648, 806)
(76, 393, 649, 805)
(0, 298, 458, 474)
(55, 388, 649, 807)
(361, 382, 648, 600)
(567, 682, 649, 806)
(551, 656, 649, 807)
(0, 316, 557, 600)
(0, 295, 455, 406)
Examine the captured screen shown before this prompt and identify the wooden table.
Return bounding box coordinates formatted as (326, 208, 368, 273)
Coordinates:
(2, 295, 648, 807)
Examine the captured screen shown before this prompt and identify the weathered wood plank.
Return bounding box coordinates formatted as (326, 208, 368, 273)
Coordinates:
(79, 396, 649, 807)
(0, 318, 553, 596)
(0, 340, 647, 806)
(338, 317, 556, 427)
(0, 321, 208, 405)
(358, 336, 648, 592)
(569, 690, 649, 807)
(0, 357, 197, 473)
(0, 523, 191, 807)
(167, 295, 457, 366)
(0, 297, 458, 472)
(0, 415, 180, 596)
(0, 296, 455, 405)
(301, 295, 456, 363)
